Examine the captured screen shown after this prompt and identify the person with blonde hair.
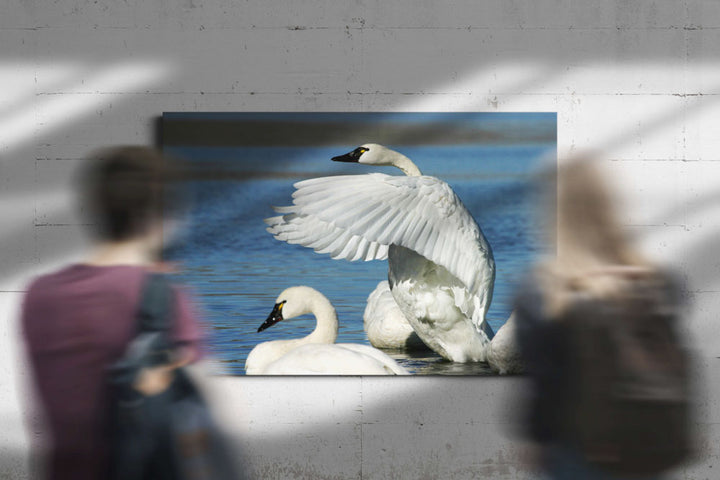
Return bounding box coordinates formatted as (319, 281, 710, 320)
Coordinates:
(514, 157, 692, 479)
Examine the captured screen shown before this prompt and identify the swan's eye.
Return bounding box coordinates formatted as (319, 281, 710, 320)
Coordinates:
(352, 147, 367, 157)
(277, 301, 285, 310)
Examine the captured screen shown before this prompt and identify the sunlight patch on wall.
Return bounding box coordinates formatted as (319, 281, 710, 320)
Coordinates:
(0, 60, 174, 154)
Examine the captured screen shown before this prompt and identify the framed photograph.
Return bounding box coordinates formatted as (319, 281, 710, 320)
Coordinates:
(161, 112, 556, 375)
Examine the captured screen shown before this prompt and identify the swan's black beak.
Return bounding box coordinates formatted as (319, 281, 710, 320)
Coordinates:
(331, 151, 358, 163)
(332, 146, 367, 163)
(258, 302, 284, 332)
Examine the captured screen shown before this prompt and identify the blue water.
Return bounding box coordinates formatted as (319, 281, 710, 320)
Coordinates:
(164, 144, 554, 375)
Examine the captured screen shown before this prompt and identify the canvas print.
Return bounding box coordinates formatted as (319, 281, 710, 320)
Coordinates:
(161, 112, 556, 375)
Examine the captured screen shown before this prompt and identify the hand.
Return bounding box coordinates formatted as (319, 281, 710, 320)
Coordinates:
(133, 365, 175, 396)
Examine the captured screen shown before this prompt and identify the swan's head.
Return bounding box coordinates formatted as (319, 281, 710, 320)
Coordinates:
(332, 143, 393, 166)
(332, 143, 421, 176)
(257, 286, 320, 332)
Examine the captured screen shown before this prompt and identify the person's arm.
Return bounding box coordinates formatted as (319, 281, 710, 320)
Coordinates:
(133, 284, 204, 396)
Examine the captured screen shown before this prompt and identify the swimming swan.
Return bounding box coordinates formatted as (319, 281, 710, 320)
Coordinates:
(266, 144, 505, 363)
(244, 286, 409, 375)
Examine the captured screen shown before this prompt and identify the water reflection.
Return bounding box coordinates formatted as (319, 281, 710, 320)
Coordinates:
(387, 350, 496, 376)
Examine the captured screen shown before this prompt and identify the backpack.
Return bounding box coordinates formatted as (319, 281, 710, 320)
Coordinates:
(107, 274, 243, 480)
(562, 273, 692, 476)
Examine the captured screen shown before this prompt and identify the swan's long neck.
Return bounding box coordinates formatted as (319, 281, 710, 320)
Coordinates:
(297, 291, 338, 346)
(390, 151, 422, 177)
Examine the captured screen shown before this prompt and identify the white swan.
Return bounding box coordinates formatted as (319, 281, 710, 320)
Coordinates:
(485, 312, 523, 374)
(363, 280, 428, 350)
(245, 286, 409, 375)
(266, 144, 506, 364)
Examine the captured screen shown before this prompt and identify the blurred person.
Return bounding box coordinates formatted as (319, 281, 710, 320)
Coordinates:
(514, 158, 693, 479)
(21, 146, 203, 479)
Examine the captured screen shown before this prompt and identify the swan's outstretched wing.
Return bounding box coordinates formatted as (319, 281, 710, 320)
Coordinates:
(265, 173, 495, 327)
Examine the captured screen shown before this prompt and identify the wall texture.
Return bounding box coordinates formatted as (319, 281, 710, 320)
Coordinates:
(1, 1, 719, 478)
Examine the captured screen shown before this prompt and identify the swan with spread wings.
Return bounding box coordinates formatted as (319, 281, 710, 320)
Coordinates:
(265, 143, 511, 365)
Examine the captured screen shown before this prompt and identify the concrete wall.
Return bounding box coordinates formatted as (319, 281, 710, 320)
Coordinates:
(1, 1, 719, 478)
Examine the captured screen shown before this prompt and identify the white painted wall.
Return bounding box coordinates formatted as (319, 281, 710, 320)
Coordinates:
(1, 1, 719, 478)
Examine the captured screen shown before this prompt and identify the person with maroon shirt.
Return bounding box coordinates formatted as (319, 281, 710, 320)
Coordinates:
(21, 146, 203, 480)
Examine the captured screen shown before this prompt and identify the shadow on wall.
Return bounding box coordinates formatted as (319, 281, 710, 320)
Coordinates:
(198, 375, 537, 480)
(178, 356, 712, 480)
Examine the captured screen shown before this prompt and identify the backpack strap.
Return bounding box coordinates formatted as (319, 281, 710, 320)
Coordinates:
(117, 273, 176, 371)
(136, 273, 175, 334)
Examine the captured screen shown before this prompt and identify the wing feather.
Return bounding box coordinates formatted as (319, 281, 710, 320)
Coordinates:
(365, 241, 379, 261)
(431, 227, 447, 265)
(349, 237, 370, 262)
(356, 203, 396, 239)
(317, 229, 353, 256)
(333, 234, 361, 260)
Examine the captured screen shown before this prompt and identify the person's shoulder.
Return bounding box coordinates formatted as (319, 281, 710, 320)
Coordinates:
(21, 265, 93, 319)
(24, 264, 81, 294)
(144, 270, 192, 294)
(26, 264, 153, 299)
